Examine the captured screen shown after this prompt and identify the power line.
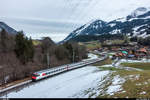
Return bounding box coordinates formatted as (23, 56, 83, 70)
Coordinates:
(71, 0, 96, 29)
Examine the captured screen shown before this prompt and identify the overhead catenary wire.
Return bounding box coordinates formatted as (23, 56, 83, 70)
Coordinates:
(70, 0, 96, 30)
(61, 0, 83, 31)
(71, 0, 102, 32)
(65, 0, 94, 33)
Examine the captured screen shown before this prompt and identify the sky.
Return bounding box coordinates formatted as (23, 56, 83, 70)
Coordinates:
(0, 0, 150, 42)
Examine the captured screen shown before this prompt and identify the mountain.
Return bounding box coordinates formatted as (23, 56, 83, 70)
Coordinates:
(62, 7, 150, 43)
(63, 19, 107, 42)
(0, 22, 17, 34)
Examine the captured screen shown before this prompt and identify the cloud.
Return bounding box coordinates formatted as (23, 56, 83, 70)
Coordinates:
(1, 0, 150, 42)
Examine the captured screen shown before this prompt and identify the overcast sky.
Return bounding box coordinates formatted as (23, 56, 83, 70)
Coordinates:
(0, 0, 150, 42)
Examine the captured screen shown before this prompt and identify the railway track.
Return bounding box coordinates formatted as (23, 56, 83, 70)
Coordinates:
(0, 53, 107, 96)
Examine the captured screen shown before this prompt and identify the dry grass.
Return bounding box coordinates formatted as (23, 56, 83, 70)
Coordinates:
(81, 41, 101, 50)
(93, 58, 112, 66)
(121, 63, 150, 70)
(113, 70, 150, 98)
(96, 61, 150, 98)
(98, 70, 150, 98)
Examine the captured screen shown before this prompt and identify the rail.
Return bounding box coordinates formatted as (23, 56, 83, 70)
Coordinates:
(0, 53, 108, 94)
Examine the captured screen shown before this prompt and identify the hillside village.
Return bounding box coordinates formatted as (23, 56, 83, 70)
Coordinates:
(100, 42, 150, 60)
(84, 37, 150, 61)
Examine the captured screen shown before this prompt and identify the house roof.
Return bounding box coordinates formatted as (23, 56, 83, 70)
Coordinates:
(122, 51, 128, 54)
(138, 48, 147, 53)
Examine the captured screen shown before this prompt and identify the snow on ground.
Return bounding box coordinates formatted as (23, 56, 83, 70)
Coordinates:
(106, 75, 125, 96)
(1, 66, 111, 98)
(140, 91, 146, 95)
(116, 17, 127, 23)
(82, 53, 98, 61)
(116, 58, 150, 64)
(112, 59, 149, 71)
(98, 58, 149, 71)
(88, 53, 98, 59)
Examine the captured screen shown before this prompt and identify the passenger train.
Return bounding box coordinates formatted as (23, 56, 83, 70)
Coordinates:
(31, 55, 107, 81)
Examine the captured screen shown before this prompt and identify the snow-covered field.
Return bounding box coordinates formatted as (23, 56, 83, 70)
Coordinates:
(1, 54, 135, 98)
(1, 66, 113, 98)
(99, 58, 150, 71)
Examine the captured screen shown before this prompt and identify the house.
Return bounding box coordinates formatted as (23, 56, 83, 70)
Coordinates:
(137, 48, 147, 55)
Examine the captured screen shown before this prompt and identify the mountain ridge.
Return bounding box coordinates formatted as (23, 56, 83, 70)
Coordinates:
(61, 7, 150, 43)
(0, 22, 17, 34)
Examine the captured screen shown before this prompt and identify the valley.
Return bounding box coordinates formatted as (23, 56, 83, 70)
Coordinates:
(1, 2, 150, 98)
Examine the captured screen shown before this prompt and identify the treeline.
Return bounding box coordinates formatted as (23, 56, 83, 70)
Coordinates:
(130, 36, 150, 46)
(69, 34, 125, 42)
(15, 31, 34, 64)
(0, 29, 87, 85)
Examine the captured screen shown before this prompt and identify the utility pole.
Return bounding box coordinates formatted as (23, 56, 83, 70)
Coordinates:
(47, 52, 50, 68)
(73, 49, 75, 63)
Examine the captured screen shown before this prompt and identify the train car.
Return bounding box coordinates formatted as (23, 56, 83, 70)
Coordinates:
(31, 57, 105, 82)
(31, 66, 69, 81)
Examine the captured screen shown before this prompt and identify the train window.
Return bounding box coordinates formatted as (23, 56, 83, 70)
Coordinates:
(32, 73, 39, 77)
(42, 73, 46, 76)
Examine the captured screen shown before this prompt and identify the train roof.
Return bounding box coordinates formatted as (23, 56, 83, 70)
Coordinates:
(33, 58, 102, 74)
(35, 65, 68, 74)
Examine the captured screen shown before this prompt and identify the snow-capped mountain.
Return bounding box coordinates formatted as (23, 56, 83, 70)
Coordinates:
(131, 7, 150, 18)
(63, 19, 107, 42)
(0, 22, 17, 34)
(62, 7, 150, 43)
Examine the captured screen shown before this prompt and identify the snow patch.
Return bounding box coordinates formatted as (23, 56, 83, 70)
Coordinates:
(109, 23, 116, 27)
(114, 59, 150, 71)
(106, 75, 125, 95)
(116, 17, 126, 23)
(109, 29, 120, 34)
(136, 83, 142, 86)
(131, 7, 150, 18)
(124, 74, 140, 81)
(140, 91, 146, 95)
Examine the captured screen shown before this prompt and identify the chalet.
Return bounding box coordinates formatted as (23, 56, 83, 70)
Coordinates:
(137, 48, 147, 54)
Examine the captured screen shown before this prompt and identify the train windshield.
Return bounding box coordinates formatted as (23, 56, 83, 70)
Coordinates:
(32, 73, 39, 77)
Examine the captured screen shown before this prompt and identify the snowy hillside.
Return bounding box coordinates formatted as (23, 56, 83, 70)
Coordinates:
(62, 7, 150, 43)
(63, 19, 106, 42)
(130, 7, 150, 18)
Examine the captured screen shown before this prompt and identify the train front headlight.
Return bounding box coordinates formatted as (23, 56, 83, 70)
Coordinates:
(32, 76, 36, 79)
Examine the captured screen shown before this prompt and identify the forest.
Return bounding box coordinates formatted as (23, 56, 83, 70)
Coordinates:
(0, 29, 87, 85)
